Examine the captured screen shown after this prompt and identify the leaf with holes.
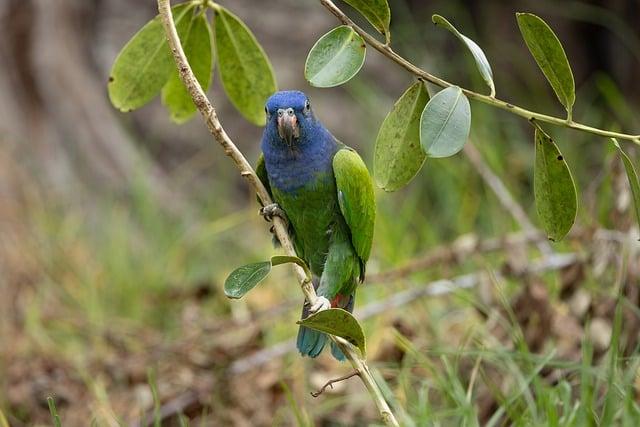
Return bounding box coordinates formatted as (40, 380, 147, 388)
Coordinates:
(298, 308, 366, 356)
(342, 0, 390, 39)
(613, 139, 640, 235)
(108, 3, 194, 112)
(162, 11, 213, 123)
(517, 13, 575, 117)
(214, 6, 277, 125)
(305, 26, 366, 88)
(420, 86, 471, 158)
(432, 14, 495, 96)
(374, 81, 429, 191)
(534, 129, 577, 241)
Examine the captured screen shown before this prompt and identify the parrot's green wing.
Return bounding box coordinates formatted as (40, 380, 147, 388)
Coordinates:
(256, 153, 272, 202)
(332, 148, 376, 264)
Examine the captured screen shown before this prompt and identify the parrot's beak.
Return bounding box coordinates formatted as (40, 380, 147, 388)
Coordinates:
(277, 108, 299, 146)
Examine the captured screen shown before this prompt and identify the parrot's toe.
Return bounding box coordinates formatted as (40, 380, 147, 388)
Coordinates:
(259, 203, 288, 225)
(309, 296, 331, 314)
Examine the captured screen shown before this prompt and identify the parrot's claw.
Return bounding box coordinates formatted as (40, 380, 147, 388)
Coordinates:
(260, 203, 288, 225)
(309, 296, 331, 314)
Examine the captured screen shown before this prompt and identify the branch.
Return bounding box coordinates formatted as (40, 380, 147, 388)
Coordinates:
(311, 371, 360, 397)
(462, 142, 553, 256)
(155, 1, 398, 425)
(319, 0, 640, 145)
(367, 229, 545, 284)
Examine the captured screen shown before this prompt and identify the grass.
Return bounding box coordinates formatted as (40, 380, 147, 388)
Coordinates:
(12, 133, 636, 425)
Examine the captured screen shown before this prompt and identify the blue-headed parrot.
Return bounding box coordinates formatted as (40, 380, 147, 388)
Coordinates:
(257, 90, 375, 361)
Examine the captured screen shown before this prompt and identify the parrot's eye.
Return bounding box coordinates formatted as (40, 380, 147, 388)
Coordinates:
(265, 106, 271, 119)
(304, 100, 311, 114)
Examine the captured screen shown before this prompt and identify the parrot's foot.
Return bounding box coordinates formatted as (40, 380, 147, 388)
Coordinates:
(260, 203, 288, 226)
(309, 296, 331, 314)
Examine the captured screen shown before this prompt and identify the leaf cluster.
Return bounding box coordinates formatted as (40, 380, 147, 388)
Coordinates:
(108, 1, 276, 125)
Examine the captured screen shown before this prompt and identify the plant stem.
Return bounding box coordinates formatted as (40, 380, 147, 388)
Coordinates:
(156, 1, 399, 425)
(319, 0, 640, 146)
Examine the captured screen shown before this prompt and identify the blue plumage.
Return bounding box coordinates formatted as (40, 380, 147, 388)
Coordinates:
(261, 91, 337, 193)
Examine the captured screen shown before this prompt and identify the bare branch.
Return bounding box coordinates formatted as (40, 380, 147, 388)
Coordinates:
(462, 142, 553, 255)
(311, 371, 360, 397)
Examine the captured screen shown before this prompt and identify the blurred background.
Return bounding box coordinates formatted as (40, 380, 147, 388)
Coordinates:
(1, 0, 639, 425)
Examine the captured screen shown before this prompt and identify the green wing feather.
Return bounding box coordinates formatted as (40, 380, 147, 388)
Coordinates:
(256, 153, 272, 202)
(332, 148, 376, 263)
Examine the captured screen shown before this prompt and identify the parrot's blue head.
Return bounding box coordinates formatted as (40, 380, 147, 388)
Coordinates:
(264, 90, 316, 147)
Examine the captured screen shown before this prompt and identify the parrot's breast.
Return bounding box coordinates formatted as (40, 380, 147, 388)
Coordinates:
(271, 172, 339, 276)
(261, 123, 343, 275)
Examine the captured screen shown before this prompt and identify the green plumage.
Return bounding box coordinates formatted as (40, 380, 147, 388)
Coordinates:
(257, 147, 375, 302)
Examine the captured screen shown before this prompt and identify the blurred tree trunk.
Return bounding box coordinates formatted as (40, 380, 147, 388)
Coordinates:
(0, 0, 183, 206)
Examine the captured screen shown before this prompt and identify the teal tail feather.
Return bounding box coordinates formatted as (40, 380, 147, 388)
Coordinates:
(297, 277, 326, 358)
(330, 341, 347, 361)
(296, 325, 327, 358)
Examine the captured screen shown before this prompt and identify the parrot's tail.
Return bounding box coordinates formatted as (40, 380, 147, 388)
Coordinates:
(297, 289, 355, 361)
(297, 325, 328, 358)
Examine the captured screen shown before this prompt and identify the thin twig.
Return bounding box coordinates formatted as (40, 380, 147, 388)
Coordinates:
(155, 1, 398, 425)
(319, 0, 640, 145)
(311, 371, 361, 397)
(368, 229, 545, 284)
(462, 142, 553, 255)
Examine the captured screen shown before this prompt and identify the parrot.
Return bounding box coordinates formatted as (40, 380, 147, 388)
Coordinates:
(256, 90, 375, 361)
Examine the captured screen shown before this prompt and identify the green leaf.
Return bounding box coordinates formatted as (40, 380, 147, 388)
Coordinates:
(271, 255, 312, 280)
(47, 397, 62, 427)
(533, 129, 577, 241)
(224, 256, 313, 299)
(224, 261, 272, 299)
(342, 0, 390, 39)
(432, 15, 495, 96)
(420, 86, 471, 158)
(108, 3, 194, 112)
(305, 26, 366, 88)
(214, 6, 277, 126)
(161, 11, 213, 123)
(374, 81, 429, 191)
(297, 308, 366, 356)
(516, 13, 575, 117)
(0, 408, 9, 427)
(613, 139, 640, 234)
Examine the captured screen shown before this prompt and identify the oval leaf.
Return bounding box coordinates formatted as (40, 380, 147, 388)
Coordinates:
(534, 129, 577, 241)
(297, 308, 366, 356)
(162, 12, 213, 123)
(108, 4, 194, 112)
(432, 15, 495, 97)
(305, 26, 366, 88)
(516, 13, 575, 116)
(374, 81, 429, 191)
(613, 139, 640, 235)
(214, 6, 277, 125)
(420, 86, 471, 158)
(224, 261, 272, 299)
(342, 0, 390, 39)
